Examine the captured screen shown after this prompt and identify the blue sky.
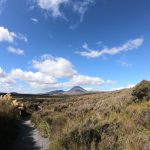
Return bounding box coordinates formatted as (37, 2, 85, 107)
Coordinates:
(0, 0, 150, 93)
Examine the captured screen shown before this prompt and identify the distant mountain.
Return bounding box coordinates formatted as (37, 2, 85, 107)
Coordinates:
(10, 92, 19, 95)
(0, 92, 6, 96)
(47, 86, 87, 95)
(67, 86, 86, 93)
(0, 92, 19, 96)
(47, 90, 65, 95)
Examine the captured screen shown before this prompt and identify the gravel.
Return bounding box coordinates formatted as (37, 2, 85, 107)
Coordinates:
(12, 117, 49, 150)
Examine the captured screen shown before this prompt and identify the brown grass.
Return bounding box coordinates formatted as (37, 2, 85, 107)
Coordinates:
(0, 94, 18, 149)
(19, 88, 150, 150)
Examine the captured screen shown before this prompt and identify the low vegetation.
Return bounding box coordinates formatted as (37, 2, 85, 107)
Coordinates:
(1, 80, 150, 150)
(0, 94, 18, 149)
(132, 80, 150, 102)
(30, 81, 150, 150)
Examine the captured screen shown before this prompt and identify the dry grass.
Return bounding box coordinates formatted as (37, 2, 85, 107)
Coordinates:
(30, 88, 150, 150)
(0, 94, 18, 149)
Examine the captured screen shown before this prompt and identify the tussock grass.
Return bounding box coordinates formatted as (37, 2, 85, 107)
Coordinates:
(29, 85, 150, 150)
(0, 94, 18, 149)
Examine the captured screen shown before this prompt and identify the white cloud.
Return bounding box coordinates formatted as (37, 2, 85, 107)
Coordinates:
(0, 26, 28, 43)
(0, 67, 15, 89)
(10, 68, 56, 87)
(31, 18, 39, 23)
(72, 0, 95, 22)
(64, 75, 113, 87)
(0, 55, 115, 92)
(0, 76, 14, 84)
(0, 26, 16, 43)
(32, 55, 77, 78)
(7, 46, 24, 55)
(16, 55, 113, 90)
(77, 38, 144, 58)
(29, 82, 61, 89)
(37, 0, 69, 17)
(34, 0, 94, 23)
(0, 67, 47, 93)
(112, 84, 135, 91)
(23, 74, 113, 90)
(0, 70, 14, 92)
(0, 0, 7, 14)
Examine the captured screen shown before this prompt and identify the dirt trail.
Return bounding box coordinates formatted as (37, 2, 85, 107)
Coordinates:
(12, 117, 49, 150)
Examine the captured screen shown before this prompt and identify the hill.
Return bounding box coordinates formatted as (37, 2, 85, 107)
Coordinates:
(47, 90, 65, 95)
(2, 80, 149, 150)
(28, 83, 150, 150)
(47, 86, 87, 95)
(67, 86, 86, 93)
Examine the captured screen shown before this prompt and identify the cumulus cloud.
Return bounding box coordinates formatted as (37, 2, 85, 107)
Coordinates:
(0, 76, 14, 85)
(10, 68, 56, 88)
(0, 55, 114, 92)
(0, 26, 28, 43)
(37, 0, 69, 17)
(0, 67, 15, 89)
(32, 55, 77, 78)
(77, 38, 144, 58)
(64, 75, 113, 87)
(32, 55, 114, 88)
(0, 26, 16, 43)
(21, 74, 113, 90)
(7, 46, 24, 55)
(0, 68, 14, 92)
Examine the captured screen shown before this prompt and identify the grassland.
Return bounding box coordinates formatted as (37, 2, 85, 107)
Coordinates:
(26, 87, 150, 150)
(0, 81, 150, 150)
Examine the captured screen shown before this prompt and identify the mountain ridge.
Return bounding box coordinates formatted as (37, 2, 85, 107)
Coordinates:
(48, 86, 87, 95)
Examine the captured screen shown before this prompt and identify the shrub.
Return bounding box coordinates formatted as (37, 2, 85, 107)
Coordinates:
(29, 88, 150, 150)
(132, 80, 150, 102)
(0, 94, 18, 149)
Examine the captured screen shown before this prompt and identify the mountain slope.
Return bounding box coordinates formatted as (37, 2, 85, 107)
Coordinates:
(67, 86, 86, 93)
(47, 90, 65, 95)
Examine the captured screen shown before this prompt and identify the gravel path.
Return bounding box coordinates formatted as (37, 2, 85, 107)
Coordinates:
(12, 117, 49, 150)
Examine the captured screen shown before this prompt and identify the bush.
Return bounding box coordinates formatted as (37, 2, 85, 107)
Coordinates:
(29, 89, 150, 150)
(0, 94, 18, 149)
(132, 80, 150, 102)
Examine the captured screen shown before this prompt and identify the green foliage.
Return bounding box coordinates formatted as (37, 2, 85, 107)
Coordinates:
(132, 80, 150, 102)
(47, 142, 63, 150)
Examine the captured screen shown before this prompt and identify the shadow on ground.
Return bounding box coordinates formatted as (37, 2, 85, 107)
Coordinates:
(12, 117, 45, 150)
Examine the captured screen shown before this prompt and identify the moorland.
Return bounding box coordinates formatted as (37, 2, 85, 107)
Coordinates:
(0, 80, 150, 150)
